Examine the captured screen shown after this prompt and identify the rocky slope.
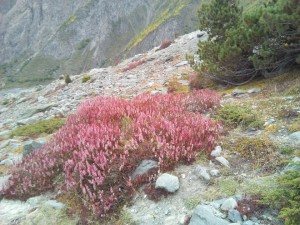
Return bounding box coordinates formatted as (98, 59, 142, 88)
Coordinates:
(0, 30, 299, 225)
(0, 0, 200, 88)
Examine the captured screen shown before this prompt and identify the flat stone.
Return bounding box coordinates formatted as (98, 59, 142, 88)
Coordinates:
(221, 198, 238, 211)
(130, 160, 159, 179)
(155, 173, 179, 193)
(175, 61, 188, 67)
(216, 156, 230, 168)
(0, 140, 10, 149)
(189, 205, 229, 225)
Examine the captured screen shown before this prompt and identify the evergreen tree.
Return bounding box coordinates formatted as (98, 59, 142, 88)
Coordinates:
(196, 0, 300, 84)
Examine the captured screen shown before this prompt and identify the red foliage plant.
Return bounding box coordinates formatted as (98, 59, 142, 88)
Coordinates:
(158, 40, 172, 50)
(122, 60, 145, 72)
(1, 90, 221, 218)
(236, 195, 267, 218)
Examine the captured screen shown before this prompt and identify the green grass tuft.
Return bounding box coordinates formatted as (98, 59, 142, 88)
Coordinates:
(10, 118, 65, 138)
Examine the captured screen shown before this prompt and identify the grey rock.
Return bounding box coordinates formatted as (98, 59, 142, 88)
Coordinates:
(221, 198, 238, 211)
(211, 145, 222, 157)
(130, 160, 159, 179)
(264, 118, 276, 126)
(16, 116, 39, 126)
(0, 158, 13, 165)
(285, 96, 294, 100)
(216, 156, 230, 168)
(232, 89, 246, 96)
(289, 131, 300, 144)
(243, 221, 255, 225)
(283, 157, 300, 172)
(20, 103, 57, 118)
(210, 169, 220, 176)
(228, 210, 242, 222)
(189, 205, 229, 225)
(45, 200, 65, 209)
(155, 173, 179, 193)
(23, 141, 44, 157)
(194, 166, 211, 181)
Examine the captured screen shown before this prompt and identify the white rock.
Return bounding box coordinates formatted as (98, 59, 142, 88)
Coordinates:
(211, 146, 222, 157)
(221, 198, 237, 211)
(216, 156, 230, 168)
(210, 169, 220, 176)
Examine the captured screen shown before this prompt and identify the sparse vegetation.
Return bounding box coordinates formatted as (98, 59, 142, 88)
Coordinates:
(262, 165, 300, 225)
(230, 136, 280, 171)
(9, 118, 65, 138)
(167, 77, 189, 94)
(82, 74, 92, 83)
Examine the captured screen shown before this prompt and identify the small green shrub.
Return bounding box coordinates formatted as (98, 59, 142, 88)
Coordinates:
(10, 118, 65, 138)
(217, 104, 263, 129)
(64, 75, 72, 84)
(1, 99, 9, 105)
(81, 74, 91, 83)
(262, 165, 300, 225)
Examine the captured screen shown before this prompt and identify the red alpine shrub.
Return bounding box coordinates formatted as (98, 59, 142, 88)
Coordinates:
(1, 90, 221, 218)
(122, 60, 145, 72)
(158, 40, 172, 50)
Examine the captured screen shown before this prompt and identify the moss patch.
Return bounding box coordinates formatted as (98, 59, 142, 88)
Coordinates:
(10, 118, 65, 138)
(216, 104, 264, 129)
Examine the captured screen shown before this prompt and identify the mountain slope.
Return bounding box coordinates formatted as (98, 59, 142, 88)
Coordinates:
(0, 0, 201, 88)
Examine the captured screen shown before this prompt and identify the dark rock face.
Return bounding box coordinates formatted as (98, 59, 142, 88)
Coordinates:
(0, 0, 200, 87)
